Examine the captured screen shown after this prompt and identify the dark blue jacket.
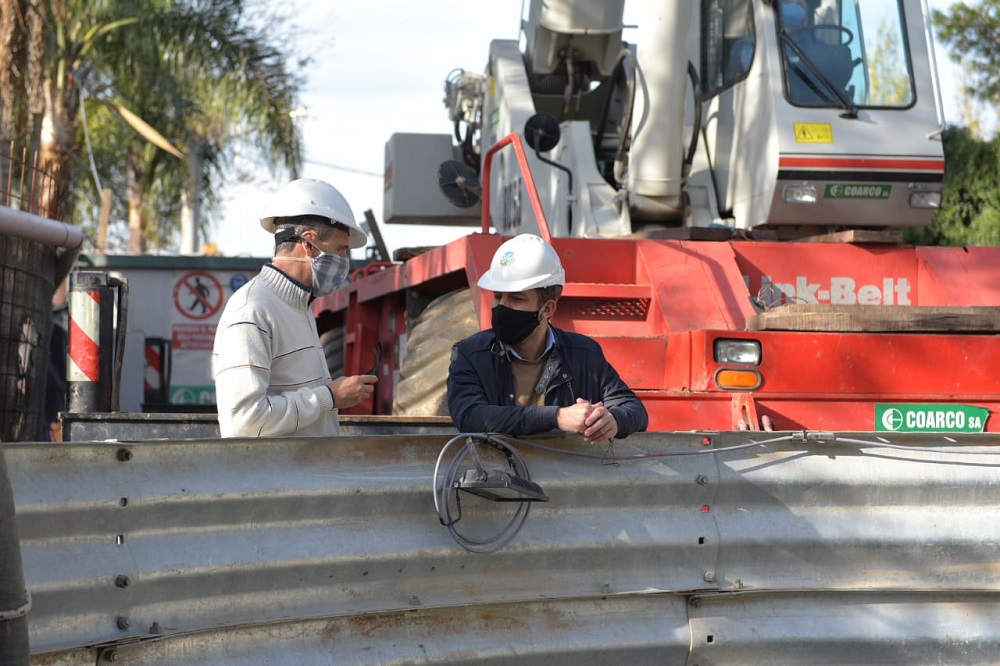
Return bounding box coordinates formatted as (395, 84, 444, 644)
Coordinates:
(447, 326, 648, 438)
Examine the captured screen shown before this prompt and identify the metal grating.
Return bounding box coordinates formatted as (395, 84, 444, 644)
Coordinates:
(0, 144, 61, 441)
(0, 142, 62, 218)
(0, 235, 54, 441)
(560, 297, 650, 319)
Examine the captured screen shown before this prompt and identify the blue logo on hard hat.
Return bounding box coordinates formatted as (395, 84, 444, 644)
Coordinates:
(499, 251, 515, 267)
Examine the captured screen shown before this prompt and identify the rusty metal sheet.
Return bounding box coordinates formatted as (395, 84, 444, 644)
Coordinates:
(10, 432, 715, 657)
(688, 591, 1000, 664)
(8, 429, 1000, 662)
(44, 596, 689, 665)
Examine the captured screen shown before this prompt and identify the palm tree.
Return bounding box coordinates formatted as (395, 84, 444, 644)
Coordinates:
(1, 0, 302, 249)
(88, 0, 302, 251)
(0, 0, 45, 151)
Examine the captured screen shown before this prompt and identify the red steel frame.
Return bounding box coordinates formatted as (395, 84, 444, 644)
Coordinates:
(313, 135, 1000, 432)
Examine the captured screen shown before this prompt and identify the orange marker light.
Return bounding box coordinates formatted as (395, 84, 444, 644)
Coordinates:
(714, 369, 762, 390)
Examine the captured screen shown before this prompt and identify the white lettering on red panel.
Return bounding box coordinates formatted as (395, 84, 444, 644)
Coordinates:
(749, 276, 912, 306)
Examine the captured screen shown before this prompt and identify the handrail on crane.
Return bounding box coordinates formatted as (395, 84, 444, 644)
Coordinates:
(480, 133, 552, 243)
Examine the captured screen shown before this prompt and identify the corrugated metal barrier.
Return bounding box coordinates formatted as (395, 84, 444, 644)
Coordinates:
(7, 429, 1000, 664)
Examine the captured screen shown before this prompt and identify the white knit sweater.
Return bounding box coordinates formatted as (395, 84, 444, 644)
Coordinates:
(212, 265, 339, 437)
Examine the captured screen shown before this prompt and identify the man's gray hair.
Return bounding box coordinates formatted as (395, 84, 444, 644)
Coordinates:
(273, 215, 348, 252)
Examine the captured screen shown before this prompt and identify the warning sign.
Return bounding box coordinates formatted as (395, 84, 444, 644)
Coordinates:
(173, 323, 217, 350)
(174, 271, 224, 320)
(794, 122, 833, 144)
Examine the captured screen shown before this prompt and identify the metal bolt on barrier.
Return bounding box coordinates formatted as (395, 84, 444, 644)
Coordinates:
(117, 448, 133, 462)
(102, 648, 118, 662)
(704, 571, 716, 583)
(117, 616, 131, 630)
(696, 475, 709, 485)
(114, 575, 130, 588)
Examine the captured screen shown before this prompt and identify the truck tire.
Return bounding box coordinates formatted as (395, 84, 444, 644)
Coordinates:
(393, 288, 479, 417)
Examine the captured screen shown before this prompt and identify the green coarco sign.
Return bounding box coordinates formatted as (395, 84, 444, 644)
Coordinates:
(875, 404, 989, 433)
(825, 184, 891, 199)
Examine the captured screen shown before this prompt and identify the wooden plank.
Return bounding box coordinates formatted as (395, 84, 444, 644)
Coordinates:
(628, 227, 778, 242)
(796, 229, 904, 244)
(746, 305, 1000, 332)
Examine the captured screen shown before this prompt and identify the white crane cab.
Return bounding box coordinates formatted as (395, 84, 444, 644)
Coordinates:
(695, 0, 944, 234)
(441, 0, 946, 240)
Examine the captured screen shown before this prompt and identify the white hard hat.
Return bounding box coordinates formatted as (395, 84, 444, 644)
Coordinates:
(478, 234, 565, 292)
(260, 178, 368, 249)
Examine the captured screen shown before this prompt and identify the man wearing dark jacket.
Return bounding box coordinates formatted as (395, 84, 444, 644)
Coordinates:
(447, 234, 648, 443)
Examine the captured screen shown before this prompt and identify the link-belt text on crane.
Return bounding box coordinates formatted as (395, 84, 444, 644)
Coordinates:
(749, 275, 912, 306)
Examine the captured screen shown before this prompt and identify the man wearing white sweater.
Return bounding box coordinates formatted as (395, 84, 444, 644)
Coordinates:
(212, 179, 377, 437)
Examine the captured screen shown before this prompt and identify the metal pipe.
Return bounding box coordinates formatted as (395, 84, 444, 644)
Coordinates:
(0, 205, 82, 251)
(0, 445, 30, 664)
(627, 0, 692, 220)
(109, 277, 129, 412)
(480, 133, 552, 242)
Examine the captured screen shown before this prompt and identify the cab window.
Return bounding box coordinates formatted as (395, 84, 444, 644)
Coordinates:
(701, 0, 756, 98)
(777, 0, 914, 108)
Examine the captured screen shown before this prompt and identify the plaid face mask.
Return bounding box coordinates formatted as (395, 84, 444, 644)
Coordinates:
(310, 250, 351, 296)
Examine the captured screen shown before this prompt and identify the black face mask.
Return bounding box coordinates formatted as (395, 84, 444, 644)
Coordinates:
(491, 304, 541, 346)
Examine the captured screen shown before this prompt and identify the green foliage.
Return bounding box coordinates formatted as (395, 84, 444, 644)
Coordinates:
(2, 0, 304, 251)
(933, 1, 1000, 105)
(72, 97, 131, 250)
(913, 2, 1000, 247)
(72, 0, 305, 251)
(905, 125, 1000, 246)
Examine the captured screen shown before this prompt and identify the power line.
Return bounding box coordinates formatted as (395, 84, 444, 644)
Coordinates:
(304, 158, 382, 178)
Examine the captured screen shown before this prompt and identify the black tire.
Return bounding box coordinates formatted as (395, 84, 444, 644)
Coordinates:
(393, 288, 479, 417)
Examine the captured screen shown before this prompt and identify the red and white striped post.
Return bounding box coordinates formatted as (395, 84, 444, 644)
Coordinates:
(143, 337, 171, 408)
(67, 272, 114, 413)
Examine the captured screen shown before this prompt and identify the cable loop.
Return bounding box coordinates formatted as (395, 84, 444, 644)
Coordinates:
(433, 433, 534, 554)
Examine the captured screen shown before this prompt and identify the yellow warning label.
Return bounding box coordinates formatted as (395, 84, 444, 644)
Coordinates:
(794, 122, 834, 143)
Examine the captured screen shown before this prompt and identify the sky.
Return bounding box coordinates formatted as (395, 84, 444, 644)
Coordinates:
(213, 0, 527, 258)
(209, 0, 970, 259)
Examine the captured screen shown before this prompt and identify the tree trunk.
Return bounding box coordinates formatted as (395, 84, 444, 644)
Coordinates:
(180, 141, 202, 254)
(0, 0, 42, 206)
(126, 150, 146, 253)
(39, 78, 78, 222)
(0, 0, 28, 142)
(25, 0, 44, 159)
